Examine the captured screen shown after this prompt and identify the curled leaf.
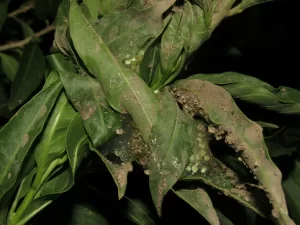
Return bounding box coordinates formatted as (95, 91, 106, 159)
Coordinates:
(172, 79, 294, 225)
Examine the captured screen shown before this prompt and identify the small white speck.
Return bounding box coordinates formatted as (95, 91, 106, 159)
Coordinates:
(116, 129, 124, 135)
(8, 173, 12, 179)
(124, 59, 131, 65)
(201, 167, 207, 173)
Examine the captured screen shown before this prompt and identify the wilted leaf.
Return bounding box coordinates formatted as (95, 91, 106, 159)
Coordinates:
(174, 188, 220, 225)
(180, 122, 269, 217)
(59, 72, 123, 148)
(9, 42, 46, 110)
(90, 144, 133, 199)
(172, 79, 294, 224)
(148, 90, 195, 214)
(0, 78, 61, 202)
(191, 72, 300, 115)
(0, 53, 19, 81)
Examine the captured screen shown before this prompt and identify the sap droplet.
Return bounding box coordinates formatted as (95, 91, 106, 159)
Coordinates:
(238, 157, 242, 161)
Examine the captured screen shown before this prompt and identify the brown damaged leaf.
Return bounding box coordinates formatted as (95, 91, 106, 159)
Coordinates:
(172, 79, 295, 225)
(90, 145, 133, 199)
(180, 122, 270, 217)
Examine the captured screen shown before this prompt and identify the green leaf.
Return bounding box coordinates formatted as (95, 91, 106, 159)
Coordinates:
(283, 159, 300, 225)
(123, 196, 156, 225)
(265, 128, 300, 157)
(148, 89, 195, 214)
(228, 0, 274, 16)
(11, 154, 71, 225)
(95, 0, 174, 62)
(174, 188, 220, 225)
(255, 121, 279, 129)
(15, 165, 75, 225)
(150, 0, 236, 90)
(33, 90, 75, 177)
(65, 204, 110, 225)
(35, 0, 62, 20)
(98, 0, 131, 15)
(0, 0, 7, 33)
(0, 154, 36, 224)
(0, 53, 19, 81)
(14, 18, 35, 38)
(59, 72, 123, 148)
(83, 0, 100, 21)
(41, 165, 73, 196)
(8, 42, 46, 110)
(90, 144, 133, 199)
(0, 78, 62, 201)
(46, 53, 78, 72)
(139, 39, 161, 84)
(10, 168, 36, 215)
(66, 113, 89, 177)
(172, 79, 294, 224)
(190, 72, 300, 115)
(69, 0, 159, 142)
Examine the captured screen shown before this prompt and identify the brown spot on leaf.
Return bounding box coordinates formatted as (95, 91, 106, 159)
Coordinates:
(80, 106, 95, 120)
(39, 105, 47, 118)
(115, 162, 133, 189)
(22, 134, 29, 147)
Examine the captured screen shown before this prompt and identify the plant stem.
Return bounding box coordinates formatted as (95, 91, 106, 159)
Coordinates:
(8, 2, 35, 18)
(9, 155, 68, 225)
(0, 24, 55, 52)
